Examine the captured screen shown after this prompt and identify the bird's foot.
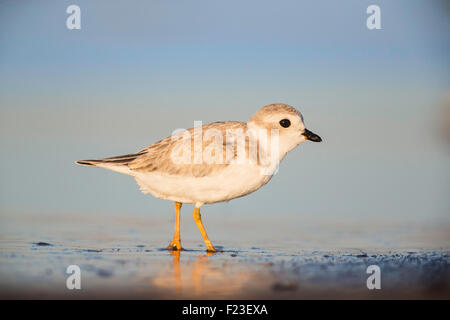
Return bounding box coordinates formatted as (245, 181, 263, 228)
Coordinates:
(205, 241, 217, 253)
(167, 239, 182, 251)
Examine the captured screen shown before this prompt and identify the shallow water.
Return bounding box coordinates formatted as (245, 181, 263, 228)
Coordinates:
(0, 212, 449, 299)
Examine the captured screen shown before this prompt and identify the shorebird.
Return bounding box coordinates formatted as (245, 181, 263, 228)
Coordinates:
(76, 103, 322, 252)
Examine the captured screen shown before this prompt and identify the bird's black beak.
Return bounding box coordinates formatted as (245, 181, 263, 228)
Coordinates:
(302, 129, 322, 142)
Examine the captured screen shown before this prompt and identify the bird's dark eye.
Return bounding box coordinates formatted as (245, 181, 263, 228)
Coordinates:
(279, 119, 291, 128)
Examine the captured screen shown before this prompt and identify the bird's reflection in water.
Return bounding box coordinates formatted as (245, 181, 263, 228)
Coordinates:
(171, 250, 182, 292)
(152, 250, 270, 298)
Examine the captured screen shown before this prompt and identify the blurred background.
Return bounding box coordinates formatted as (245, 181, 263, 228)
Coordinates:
(0, 0, 449, 238)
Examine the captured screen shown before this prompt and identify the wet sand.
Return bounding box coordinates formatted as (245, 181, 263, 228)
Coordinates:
(0, 212, 449, 299)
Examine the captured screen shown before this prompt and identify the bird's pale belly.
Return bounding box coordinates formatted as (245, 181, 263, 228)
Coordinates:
(133, 164, 273, 205)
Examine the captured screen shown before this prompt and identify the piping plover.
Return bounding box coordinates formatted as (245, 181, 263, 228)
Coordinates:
(76, 103, 321, 252)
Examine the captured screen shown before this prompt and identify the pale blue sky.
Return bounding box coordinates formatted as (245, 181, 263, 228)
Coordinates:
(0, 0, 449, 223)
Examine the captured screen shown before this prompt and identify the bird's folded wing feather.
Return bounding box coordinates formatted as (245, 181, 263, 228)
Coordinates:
(128, 121, 248, 177)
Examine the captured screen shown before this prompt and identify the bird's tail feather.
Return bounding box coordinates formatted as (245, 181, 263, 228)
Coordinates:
(76, 151, 147, 174)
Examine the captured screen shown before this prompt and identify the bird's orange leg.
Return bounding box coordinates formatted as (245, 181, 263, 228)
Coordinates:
(167, 202, 182, 251)
(192, 207, 217, 252)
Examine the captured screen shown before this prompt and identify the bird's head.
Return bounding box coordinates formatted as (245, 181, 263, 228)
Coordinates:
(247, 103, 322, 157)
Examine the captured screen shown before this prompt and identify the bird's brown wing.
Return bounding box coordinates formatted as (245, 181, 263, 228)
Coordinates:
(128, 121, 248, 177)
